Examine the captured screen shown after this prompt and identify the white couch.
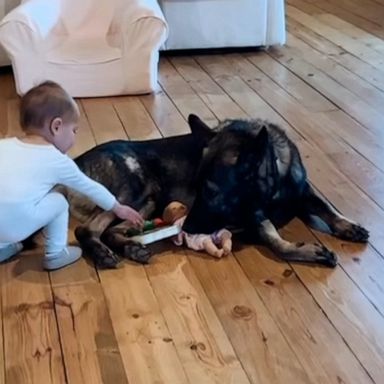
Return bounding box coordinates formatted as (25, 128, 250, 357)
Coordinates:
(0, 0, 168, 96)
(159, 0, 286, 50)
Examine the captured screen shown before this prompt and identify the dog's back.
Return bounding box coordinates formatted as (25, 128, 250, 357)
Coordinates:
(67, 127, 214, 222)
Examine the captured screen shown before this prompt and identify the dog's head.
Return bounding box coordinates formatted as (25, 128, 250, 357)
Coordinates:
(183, 114, 270, 234)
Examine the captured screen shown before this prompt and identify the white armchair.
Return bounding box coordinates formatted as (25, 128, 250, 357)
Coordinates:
(0, 0, 168, 96)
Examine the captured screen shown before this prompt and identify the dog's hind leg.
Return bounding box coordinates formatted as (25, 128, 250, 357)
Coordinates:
(101, 222, 152, 264)
(75, 211, 120, 268)
(251, 213, 337, 267)
(299, 185, 369, 242)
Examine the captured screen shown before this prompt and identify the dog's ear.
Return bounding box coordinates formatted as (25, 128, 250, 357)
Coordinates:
(257, 125, 268, 146)
(188, 114, 216, 140)
(235, 125, 269, 168)
(251, 125, 269, 153)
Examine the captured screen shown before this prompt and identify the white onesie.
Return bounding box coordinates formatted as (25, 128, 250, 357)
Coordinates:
(0, 137, 116, 253)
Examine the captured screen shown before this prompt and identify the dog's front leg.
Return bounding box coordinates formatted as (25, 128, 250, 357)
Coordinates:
(102, 221, 152, 264)
(101, 199, 156, 264)
(75, 211, 120, 268)
(251, 211, 337, 267)
(299, 184, 369, 242)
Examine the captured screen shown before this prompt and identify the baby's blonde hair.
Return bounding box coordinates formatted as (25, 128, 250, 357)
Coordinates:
(20, 81, 78, 130)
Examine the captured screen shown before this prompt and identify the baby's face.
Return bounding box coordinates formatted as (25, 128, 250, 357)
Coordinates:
(51, 102, 80, 153)
(54, 117, 79, 153)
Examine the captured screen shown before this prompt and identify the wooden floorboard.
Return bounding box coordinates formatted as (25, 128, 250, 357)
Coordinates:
(1, 1, 384, 382)
(287, 0, 384, 39)
(287, 16, 384, 92)
(146, 248, 252, 384)
(235, 244, 374, 384)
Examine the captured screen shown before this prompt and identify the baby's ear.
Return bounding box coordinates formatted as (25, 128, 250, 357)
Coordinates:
(50, 117, 63, 134)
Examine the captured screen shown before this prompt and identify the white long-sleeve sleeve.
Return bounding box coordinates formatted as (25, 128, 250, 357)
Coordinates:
(56, 155, 116, 211)
(0, 138, 117, 211)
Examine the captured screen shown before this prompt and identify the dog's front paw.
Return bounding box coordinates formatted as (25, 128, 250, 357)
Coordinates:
(93, 244, 120, 269)
(333, 221, 369, 243)
(123, 242, 152, 264)
(314, 244, 338, 268)
(293, 242, 337, 267)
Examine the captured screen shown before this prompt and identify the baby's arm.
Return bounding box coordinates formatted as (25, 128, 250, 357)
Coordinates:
(57, 155, 116, 210)
(56, 155, 143, 225)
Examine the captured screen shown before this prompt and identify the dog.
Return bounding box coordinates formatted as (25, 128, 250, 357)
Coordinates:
(65, 114, 368, 268)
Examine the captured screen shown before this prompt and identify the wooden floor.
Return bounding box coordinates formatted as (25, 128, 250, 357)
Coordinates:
(1, 0, 384, 382)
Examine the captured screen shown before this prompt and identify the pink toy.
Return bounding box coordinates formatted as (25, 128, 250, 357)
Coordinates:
(163, 201, 232, 258)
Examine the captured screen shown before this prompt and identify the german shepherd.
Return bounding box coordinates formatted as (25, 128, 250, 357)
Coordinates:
(66, 114, 368, 268)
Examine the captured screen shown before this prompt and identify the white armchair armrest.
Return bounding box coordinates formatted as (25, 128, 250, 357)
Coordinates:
(0, 0, 61, 94)
(110, 0, 168, 41)
(0, 0, 61, 40)
(121, 0, 168, 53)
(108, 0, 167, 93)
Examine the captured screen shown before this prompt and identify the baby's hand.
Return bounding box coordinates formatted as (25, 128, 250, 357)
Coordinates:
(112, 202, 144, 228)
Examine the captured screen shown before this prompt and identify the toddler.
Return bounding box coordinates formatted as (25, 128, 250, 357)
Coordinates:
(0, 81, 143, 270)
(163, 201, 232, 258)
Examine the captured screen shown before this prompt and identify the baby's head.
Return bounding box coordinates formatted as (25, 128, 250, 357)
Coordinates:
(163, 201, 188, 224)
(20, 81, 80, 153)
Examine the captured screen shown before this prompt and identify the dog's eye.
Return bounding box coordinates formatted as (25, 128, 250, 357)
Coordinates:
(222, 150, 239, 166)
(202, 180, 220, 201)
(206, 180, 220, 193)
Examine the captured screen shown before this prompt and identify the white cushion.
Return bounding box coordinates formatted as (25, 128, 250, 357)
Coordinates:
(60, 0, 114, 38)
(47, 38, 121, 65)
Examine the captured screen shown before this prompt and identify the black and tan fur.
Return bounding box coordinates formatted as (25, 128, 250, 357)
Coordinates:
(64, 114, 368, 268)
